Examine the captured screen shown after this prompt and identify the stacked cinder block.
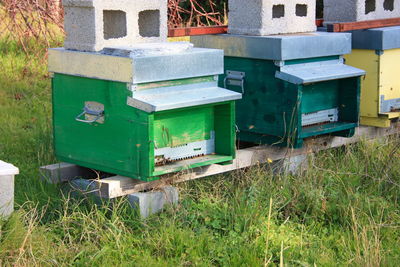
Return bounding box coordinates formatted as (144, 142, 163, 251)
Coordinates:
(228, 0, 316, 35)
(324, 0, 400, 23)
(63, 0, 168, 52)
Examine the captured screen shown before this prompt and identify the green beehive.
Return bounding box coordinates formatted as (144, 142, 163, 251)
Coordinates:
(192, 33, 365, 148)
(48, 44, 241, 182)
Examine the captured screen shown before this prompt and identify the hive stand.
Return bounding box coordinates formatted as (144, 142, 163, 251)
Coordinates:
(40, 122, 400, 217)
(66, 177, 179, 218)
(40, 122, 400, 199)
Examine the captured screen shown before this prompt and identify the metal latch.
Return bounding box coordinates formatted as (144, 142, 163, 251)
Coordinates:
(380, 95, 400, 113)
(224, 70, 245, 94)
(75, 101, 105, 124)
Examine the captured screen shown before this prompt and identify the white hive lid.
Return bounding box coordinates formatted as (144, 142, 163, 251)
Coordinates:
(0, 161, 19, 176)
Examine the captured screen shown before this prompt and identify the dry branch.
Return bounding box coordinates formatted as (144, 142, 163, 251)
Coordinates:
(1, 0, 226, 55)
(1, 0, 64, 55)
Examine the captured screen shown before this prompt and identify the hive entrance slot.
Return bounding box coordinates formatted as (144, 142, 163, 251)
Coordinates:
(103, 10, 127, 40)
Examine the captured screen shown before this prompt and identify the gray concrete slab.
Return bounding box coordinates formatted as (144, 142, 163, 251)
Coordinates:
(127, 186, 179, 218)
(65, 177, 178, 218)
(40, 162, 97, 184)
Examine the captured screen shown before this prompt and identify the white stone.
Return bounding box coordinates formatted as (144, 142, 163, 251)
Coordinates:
(0, 161, 19, 218)
(63, 0, 168, 51)
(228, 0, 316, 36)
(324, 0, 400, 23)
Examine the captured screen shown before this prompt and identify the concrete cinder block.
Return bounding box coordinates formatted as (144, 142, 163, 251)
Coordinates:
(40, 162, 96, 184)
(63, 0, 168, 51)
(66, 178, 104, 204)
(228, 0, 316, 36)
(0, 161, 19, 218)
(66, 179, 178, 217)
(324, 0, 400, 23)
(127, 186, 179, 218)
(271, 154, 309, 175)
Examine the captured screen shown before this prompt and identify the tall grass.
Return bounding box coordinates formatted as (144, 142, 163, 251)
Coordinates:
(1, 135, 400, 265)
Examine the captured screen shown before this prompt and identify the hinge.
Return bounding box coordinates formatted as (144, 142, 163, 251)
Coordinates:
(274, 60, 285, 67)
(128, 83, 138, 93)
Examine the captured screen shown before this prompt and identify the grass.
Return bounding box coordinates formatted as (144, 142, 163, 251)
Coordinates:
(1, 39, 400, 266)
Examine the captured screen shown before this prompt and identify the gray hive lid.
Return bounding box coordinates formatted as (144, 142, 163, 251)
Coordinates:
(351, 26, 400, 50)
(191, 32, 352, 61)
(48, 43, 224, 84)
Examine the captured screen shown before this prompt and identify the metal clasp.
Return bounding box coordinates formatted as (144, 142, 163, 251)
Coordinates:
(75, 102, 105, 124)
(224, 70, 245, 94)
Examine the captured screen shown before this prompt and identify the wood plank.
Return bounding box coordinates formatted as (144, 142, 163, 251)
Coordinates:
(168, 20, 325, 37)
(92, 123, 400, 198)
(168, 26, 228, 37)
(326, 18, 400, 32)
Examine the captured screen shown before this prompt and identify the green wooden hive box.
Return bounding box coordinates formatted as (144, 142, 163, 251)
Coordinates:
(192, 32, 366, 148)
(48, 43, 241, 182)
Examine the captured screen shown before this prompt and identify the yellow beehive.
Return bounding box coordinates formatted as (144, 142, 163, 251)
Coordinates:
(345, 27, 400, 128)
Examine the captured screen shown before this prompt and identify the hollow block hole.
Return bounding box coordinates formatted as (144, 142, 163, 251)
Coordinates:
(272, 5, 285, 18)
(139, 10, 160, 37)
(296, 4, 308, 17)
(103, 10, 127, 40)
(384, 0, 394, 11)
(365, 0, 376, 14)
